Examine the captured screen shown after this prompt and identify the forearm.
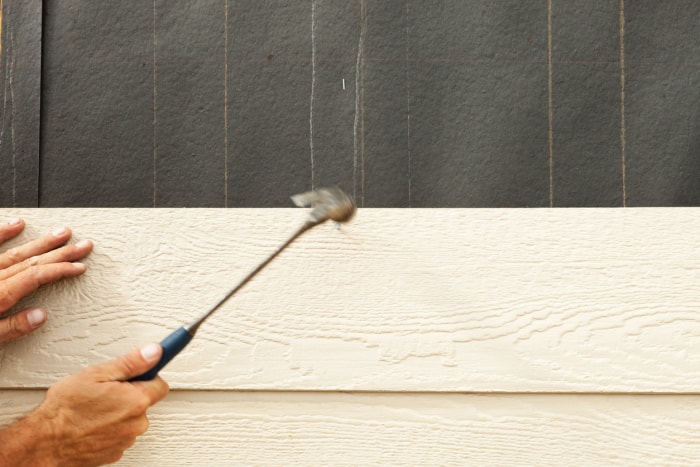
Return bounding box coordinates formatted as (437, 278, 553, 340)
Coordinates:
(0, 410, 56, 467)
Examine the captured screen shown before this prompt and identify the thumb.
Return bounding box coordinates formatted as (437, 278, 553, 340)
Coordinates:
(0, 307, 47, 344)
(96, 343, 162, 382)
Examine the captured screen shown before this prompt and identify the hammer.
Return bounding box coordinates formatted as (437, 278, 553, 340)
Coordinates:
(131, 187, 356, 381)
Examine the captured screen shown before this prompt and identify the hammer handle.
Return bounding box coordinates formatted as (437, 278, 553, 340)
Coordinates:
(130, 221, 322, 382)
(130, 327, 194, 381)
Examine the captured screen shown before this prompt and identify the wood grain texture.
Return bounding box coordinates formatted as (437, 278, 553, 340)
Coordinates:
(2, 390, 700, 466)
(0, 208, 699, 392)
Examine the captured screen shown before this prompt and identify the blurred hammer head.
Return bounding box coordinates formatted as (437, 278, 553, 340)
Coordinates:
(291, 187, 356, 224)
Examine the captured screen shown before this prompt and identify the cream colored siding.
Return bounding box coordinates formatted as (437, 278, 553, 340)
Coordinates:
(0, 208, 698, 464)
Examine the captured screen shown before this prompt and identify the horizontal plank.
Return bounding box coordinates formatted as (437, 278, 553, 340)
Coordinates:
(1, 208, 700, 391)
(2, 390, 700, 465)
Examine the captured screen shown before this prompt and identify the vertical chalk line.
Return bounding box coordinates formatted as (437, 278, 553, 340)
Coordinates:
(547, 0, 554, 208)
(353, 1, 366, 204)
(152, 0, 158, 207)
(619, 0, 627, 207)
(359, 0, 366, 207)
(309, 0, 316, 190)
(224, 0, 229, 207)
(0, 3, 17, 206)
(0, 0, 7, 188)
(0, 0, 10, 205)
(405, 0, 412, 207)
(9, 27, 16, 206)
(0, 0, 3, 58)
(0, 60, 6, 177)
(353, 0, 367, 207)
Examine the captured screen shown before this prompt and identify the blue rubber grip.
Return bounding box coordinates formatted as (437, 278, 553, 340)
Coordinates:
(130, 326, 194, 381)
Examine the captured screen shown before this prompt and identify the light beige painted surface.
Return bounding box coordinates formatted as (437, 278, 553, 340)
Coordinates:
(2, 390, 700, 466)
(0, 208, 699, 465)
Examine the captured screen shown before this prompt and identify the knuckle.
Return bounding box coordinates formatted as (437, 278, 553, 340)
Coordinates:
(134, 416, 150, 436)
(45, 384, 59, 399)
(7, 314, 25, 337)
(126, 395, 150, 417)
(0, 313, 29, 343)
(125, 436, 138, 449)
(66, 245, 79, 258)
(106, 450, 125, 464)
(160, 379, 171, 397)
(5, 247, 21, 263)
(133, 396, 151, 414)
(57, 244, 75, 259)
(0, 291, 14, 311)
(119, 357, 140, 378)
(23, 255, 40, 267)
(27, 265, 42, 282)
(82, 366, 100, 379)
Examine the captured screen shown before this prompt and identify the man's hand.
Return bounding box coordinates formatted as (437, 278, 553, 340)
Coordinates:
(0, 344, 170, 466)
(0, 218, 168, 466)
(0, 217, 92, 343)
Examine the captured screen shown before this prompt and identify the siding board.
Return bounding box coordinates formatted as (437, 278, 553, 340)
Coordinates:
(1, 208, 699, 464)
(0, 208, 698, 392)
(2, 391, 700, 465)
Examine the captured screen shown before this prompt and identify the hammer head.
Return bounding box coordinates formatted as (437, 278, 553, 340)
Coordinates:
(291, 187, 356, 224)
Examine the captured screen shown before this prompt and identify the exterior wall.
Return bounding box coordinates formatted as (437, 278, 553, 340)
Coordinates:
(6, 2, 700, 209)
(1, 208, 699, 465)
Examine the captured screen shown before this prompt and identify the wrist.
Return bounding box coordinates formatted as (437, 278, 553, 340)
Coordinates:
(0, 409, 58, 467)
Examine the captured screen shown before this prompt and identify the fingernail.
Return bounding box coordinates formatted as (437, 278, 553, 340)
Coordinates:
(140, 343, 160, 362)
(27, 308, 46, 328)
(8, 218, 21, 225)
(73, 262, 86, 272)
(76, 239, 92, 248)
(52, 227, 68, 237)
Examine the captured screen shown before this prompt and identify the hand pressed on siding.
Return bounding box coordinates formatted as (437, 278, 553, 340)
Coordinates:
(0, 344, 170, 466)
(0, 217, 92, 343)
(0, 218, 168, 465)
